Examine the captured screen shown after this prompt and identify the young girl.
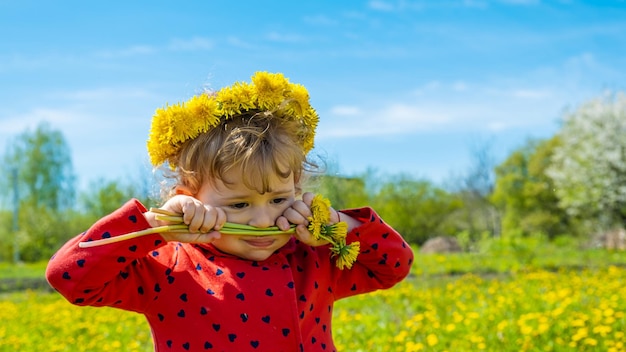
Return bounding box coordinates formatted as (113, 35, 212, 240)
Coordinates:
(46, 72, 414, 351)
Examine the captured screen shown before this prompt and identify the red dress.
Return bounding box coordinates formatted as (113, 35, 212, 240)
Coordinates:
(46, 199, 414, 351)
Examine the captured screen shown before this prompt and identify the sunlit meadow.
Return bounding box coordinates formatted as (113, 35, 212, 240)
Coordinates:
(1, 249, 625, 351)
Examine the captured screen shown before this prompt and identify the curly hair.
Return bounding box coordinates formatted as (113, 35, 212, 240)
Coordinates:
(166, 111, 317, 198)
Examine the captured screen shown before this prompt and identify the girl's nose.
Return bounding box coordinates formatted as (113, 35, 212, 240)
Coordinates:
(248, 207, 275, 228)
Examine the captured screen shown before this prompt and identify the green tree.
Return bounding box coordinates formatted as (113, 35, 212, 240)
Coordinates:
(79, 178, 152, 223)
(0, 210, 12, 261)
(311, 174, 370, 210)
(445, 140, 499, 241)
(491, 137, 572, 239)
(546, 92, 626, 230)
(371, 174, 462, 245)
(2, 122, 76, 211)
(0, 122, 76, 262)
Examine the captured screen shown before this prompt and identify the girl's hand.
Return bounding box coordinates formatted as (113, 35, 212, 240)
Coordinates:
(144, 195, 226, 243)
(277, 192, 341, 247)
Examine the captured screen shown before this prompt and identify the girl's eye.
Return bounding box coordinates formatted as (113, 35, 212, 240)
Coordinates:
(271, 198, 287, 205)
(230, 203, 248, 209)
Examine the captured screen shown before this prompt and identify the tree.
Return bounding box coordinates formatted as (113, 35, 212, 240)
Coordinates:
(79, 177, 158, 222)
(446, 140, 499, 240)
(311, 174, 370, 210)
(371, 174, 462, 245)
(0, 122, 76, 262)
(491, 137, 572, 238)
(2, 122, 76, 211)
(546, 92, 626, 230)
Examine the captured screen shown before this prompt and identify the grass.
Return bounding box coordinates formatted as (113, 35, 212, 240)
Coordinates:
(0, 261, 49, 293)
(0, 261, 47, 279)
(1, 237, 625, 351)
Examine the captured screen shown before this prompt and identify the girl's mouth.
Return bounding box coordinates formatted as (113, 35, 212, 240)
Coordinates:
(243, 238, 276, 248)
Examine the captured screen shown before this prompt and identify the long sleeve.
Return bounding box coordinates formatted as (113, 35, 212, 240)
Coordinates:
(331, 207, 414, 300)
(45, 199, 169, 313)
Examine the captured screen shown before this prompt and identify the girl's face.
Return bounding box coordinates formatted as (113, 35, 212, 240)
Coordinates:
(194, 166, 296, 261)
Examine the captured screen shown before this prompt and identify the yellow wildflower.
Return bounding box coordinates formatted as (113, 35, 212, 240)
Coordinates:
(333, 241, 361, 270)
(306, 194, 358, 269)
(147, 71, 319, 167)
(308, 194, 331, 224)
(426, 333, 438, 346)
(328, 221, 348, 239)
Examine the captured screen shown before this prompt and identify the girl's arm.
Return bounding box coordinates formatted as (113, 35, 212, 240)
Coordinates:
(45, 199, 170, 312)
(329, 207, 414, 299)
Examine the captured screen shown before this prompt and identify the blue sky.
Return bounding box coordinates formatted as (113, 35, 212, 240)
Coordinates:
(1, 0, 625, 191)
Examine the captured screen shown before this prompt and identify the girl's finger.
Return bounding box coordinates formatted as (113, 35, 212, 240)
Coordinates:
(282, 206, 309, 225)
(185, 202, 206, 232)
(301, 192, 315, 206)
(199, 208, 218, 233)
(214, 207, 227, 230)
(275, 216, 292, 231)
(290, 200, 313, 219)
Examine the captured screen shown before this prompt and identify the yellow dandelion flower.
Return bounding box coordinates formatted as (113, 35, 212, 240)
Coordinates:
(426, 333, 438, 347)
(328, 221, 348, 239)
(406, 341, 424, 352)
(252, 72, 288, 110)
(583, 338, 598, 346)
(147, 71, 319, 166)
(307, 216, 324, 240)
(593, 325, 612, 336)
(572, 328, 588, 342)
(286, 84, 309, 116)
(309, 194, 331, 224)
(333, 241, 360, 270)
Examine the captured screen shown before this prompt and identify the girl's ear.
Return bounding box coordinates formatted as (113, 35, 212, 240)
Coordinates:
(175, 185, 194, 196)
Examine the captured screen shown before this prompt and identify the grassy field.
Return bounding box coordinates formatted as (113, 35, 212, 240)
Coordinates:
(1, 239, 625, 351)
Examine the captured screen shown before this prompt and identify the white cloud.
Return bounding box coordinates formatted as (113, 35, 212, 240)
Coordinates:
(265, 32, 308, 43)
(92, 37, 213, 60)
(462, 0, 489, 8)
(168, 37, 214, 51)
(485, 121, 509, 132)
(227, 36, 257, 49)
(452, 81, 469, 92)
(499, 0, 540, 5)
(331, 106, 361, 116)
(94, 45, 156, 59)
(412, 81, 442, 96)
(368, 0, 395, 11)
(0, 108, 79, 134)
(303, 15, 338, 26)
(319, 102, 449, 138)
(318, 73, 577, 141)
(47, 87, 154, 102)
(509, 88, 553, 99)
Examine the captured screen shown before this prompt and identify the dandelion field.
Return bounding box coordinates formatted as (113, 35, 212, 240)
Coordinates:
(1, 242, 625, 351)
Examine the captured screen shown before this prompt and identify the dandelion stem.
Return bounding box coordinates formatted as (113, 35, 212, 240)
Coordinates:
(78, 208, 296, 248)
(78, 225, 188, 248)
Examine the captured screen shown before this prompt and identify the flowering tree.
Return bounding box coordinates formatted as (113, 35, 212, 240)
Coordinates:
(546, 92, 626, 228)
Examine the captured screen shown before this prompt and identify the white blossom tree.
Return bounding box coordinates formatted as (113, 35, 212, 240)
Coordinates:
(546, 92, 626, 228)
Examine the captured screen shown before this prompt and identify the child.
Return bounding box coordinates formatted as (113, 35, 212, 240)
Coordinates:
(46, 72, 414, 351)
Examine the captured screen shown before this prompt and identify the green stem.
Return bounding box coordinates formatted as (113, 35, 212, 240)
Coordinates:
(78, 209, 297, 248)
(78, 225, 188, 248)
(317, 233, 338, 247)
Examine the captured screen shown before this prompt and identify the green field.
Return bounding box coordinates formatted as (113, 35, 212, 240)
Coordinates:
(1, 241, 625, 351)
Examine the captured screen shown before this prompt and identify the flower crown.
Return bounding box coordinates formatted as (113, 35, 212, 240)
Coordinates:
(147, 71, 320, 167)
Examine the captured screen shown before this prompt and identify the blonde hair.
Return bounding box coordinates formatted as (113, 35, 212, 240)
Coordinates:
(167, 111, 316, 197)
